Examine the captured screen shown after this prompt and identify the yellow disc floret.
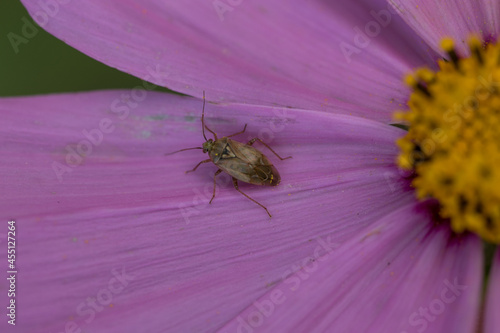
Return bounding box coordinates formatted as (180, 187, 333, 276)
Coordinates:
(396, 36, 500, 243)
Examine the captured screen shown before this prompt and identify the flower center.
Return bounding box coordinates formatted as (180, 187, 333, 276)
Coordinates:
(396, 36, 500, 243)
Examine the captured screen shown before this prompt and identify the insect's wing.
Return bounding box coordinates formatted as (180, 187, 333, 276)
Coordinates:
(216, 140, 281, 186)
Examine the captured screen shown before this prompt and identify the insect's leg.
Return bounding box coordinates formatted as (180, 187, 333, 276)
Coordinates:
(186, 159, 211, 173)
(209, 169, 223, 204)
(247, 138, 292, 160)
(232, 177, 272, 218)
(226, 124, 247, 138)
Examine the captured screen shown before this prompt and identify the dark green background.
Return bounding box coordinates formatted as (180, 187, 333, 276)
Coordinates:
(1, 1, 166, 97)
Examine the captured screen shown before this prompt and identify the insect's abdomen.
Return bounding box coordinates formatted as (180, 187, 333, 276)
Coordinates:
(254, 164, 281, 186)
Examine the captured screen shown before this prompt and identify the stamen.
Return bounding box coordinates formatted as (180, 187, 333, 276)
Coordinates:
(440, 38, 460, 68)
(396, 36, 500, 243)
(469, 36, 484, 64)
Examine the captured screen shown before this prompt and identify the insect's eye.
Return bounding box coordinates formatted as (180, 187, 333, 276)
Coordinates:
(202, 140, 213, 153)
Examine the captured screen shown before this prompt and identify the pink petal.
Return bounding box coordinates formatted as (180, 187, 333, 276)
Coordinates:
(20, 0, 436, 122)
(389, 0, 500, 55)
(484, 248, 500, 333)
(219, 201, 483, 333)
(1, 91, 414, 332)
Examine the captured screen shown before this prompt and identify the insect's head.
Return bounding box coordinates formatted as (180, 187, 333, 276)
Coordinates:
(166, 92, 217, 156)
(202, 139, 214, 153)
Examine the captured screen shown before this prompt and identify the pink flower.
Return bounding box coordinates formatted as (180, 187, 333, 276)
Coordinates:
(2, 0, 498, 332)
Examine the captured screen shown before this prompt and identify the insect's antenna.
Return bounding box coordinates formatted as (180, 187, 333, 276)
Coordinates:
(200, 91, 218, 140)
(201, 91, 208, 141)
(165, 147, 203, 156)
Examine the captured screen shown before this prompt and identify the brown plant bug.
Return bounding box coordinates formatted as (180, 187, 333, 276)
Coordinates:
(168, 92, 291, 217)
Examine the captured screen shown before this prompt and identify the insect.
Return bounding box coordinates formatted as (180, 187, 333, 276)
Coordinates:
(168, 92, 291, 217)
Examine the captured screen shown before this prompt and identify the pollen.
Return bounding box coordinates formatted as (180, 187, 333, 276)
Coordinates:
(396, 36, 500, 243)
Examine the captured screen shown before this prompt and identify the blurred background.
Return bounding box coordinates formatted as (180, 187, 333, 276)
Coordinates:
(1, 1, 168, 97)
